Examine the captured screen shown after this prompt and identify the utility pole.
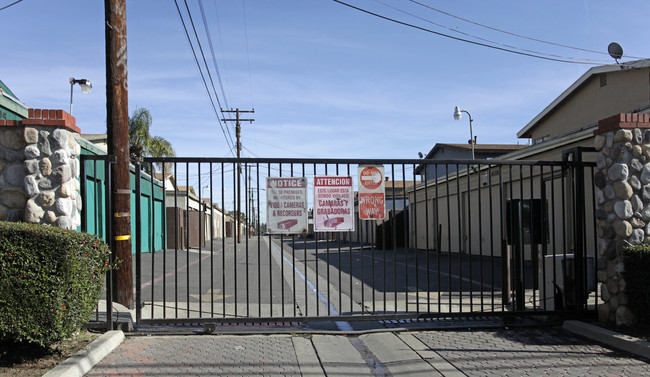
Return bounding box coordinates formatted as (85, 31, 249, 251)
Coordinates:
(105, 0, 133, 308)
(221, 108, 254, 243)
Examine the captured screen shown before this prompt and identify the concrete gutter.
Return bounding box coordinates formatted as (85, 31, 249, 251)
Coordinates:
(43, 330, 124, 377)
(563, 320, 650, 360)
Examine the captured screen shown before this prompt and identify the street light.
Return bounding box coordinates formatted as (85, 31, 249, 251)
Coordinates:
(69, 77, 92, 115)
(453, 106, 474, 159)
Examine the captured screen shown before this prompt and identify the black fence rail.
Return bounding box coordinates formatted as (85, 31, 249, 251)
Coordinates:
(81, 155, 598, 326)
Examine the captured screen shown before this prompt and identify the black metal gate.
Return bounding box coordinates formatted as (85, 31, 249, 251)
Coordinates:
(82, 154, 598, 326)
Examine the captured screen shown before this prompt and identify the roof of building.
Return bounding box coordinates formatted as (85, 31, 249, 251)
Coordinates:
(0, 79, 29, 118)
(384, 179, 416, 189)
(431, 143, 526, 153)
(81, 133, 107, 142)
(517, 59, 650, 138)
(153, 172, 173, 181)
(0, 80, 18, 99)
(176, 186, 197, 196)
(415, 143, 526, 173)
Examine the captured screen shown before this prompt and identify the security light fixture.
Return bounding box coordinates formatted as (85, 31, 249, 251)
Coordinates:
(453, 106, 475, 159)
(69, 77, 92, 115)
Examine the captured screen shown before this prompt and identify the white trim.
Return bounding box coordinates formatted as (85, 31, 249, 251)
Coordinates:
(0, 90, 29, 109)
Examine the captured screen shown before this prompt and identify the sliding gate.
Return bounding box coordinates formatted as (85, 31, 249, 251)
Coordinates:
(87, 155, 598, 325)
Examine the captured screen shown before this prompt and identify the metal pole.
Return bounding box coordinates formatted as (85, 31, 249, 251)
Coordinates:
(69, 82, 74, 115)
(236, 110, 241, 243)
(469, 116, 475, 160)
(105, 0, 133, 308)
(221, 108, 255, 243)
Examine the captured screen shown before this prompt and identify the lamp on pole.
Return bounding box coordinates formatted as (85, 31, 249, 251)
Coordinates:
(453, 106, 474, 159)
(69, 77, 92, 115)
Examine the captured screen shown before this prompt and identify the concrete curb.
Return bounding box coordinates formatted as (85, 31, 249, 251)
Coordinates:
(43, 330, 125, 377)
(563, 320, 650, 360)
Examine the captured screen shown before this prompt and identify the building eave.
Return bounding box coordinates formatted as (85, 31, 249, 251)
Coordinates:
(407, 127, 596, 195)
(0, 91, 29, 118)
(517, 59, 650, 139)
(499, 126, 595, 160)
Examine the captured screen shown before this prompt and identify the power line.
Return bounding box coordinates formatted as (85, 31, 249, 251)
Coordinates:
(408, 0, 646, 60)
(241, 136, 316, 158)
(0, 0, 24, 11)
(173, 0, 235, 154)
(198, 0, 230, 110)
(333, 0, 600, 65)
(373, 0, 610, 64)
(182, 0, 226, 110)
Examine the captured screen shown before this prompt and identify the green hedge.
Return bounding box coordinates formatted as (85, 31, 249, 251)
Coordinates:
(623, 243, 650, 324)
(0, 222, 113, 346)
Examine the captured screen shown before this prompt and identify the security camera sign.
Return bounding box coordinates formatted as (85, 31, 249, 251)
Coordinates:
(314, 175, 355, 232)
(359, 165, 385, 220)
(267, 177, 308, 234)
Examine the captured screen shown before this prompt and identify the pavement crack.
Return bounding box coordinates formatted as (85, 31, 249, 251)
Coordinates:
(347, 336, 392, 377)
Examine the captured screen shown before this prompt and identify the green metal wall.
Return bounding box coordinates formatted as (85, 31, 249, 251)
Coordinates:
(79, 139, 166, 253)
(130, 170, 166, 254)
(0, 79, 29, 121)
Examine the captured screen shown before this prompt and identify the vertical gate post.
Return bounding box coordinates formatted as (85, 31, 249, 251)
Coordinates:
(135, 163, 142, 323)
(593, 113, 650, 326)
(105, 157, 115, 330)
(573, 150, 586, 313)
(80, 156, 88, 233)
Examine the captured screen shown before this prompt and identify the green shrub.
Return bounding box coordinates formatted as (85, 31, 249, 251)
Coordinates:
(623, 243, 650, 324)
(0, 222, 113, 346)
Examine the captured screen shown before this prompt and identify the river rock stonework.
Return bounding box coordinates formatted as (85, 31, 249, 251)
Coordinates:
(594, 113, 650, 326)
(0, 109, 81, 230)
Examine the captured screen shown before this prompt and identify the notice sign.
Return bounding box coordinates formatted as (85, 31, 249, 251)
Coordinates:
(267, 177, 308, 234)
(358, 165, 385, 220)
(314, 175, 354, 232)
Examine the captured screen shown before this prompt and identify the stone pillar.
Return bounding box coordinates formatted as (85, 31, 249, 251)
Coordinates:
(594, 113, 650, 326)
(0, 109, 82, 230)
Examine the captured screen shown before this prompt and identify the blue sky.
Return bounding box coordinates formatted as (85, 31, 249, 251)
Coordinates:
(2, 0, 650, 161)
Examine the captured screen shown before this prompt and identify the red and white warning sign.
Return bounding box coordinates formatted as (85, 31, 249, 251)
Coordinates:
(358, 165, 385, 220)
(313, 175, 355, 232)
(267, 177, 308, 234)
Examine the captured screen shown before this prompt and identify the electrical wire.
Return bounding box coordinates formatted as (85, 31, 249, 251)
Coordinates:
(198, 0, 230, 110)
(333, 0, 600, 65)
(173, 0, 236, 155)
(182, 0, 226, 110)
(241, 136, 317, 158)
(373, 0, 610, 64)
(0, 0, 24, 11)
(408, 0, 646, 60)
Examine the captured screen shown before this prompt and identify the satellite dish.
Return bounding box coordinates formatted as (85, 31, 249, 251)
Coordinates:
(608, 42, 623, 61)
(418, 152, 424, 158)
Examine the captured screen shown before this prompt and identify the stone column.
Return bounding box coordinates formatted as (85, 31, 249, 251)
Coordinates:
(0, 109, 81, 230)
(594, 113, 650, 326)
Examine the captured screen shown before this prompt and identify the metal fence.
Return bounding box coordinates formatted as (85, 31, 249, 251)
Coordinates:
(82, 154, 598, 327)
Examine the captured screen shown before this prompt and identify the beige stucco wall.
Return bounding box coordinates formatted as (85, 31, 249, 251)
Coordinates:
(408, 162, 596, 262)
(528, 68, 650, 143)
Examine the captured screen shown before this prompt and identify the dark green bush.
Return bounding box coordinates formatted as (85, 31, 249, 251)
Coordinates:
(0, 222, 113, 346)
(623, 243, 650, 324)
